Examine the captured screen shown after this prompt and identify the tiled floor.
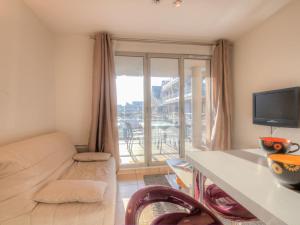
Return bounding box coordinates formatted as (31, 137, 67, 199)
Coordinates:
(116, 167, 171, 225)
(116, 173, 145, 225)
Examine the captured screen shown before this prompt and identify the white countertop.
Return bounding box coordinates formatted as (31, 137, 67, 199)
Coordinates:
(186, 149, 300, 225)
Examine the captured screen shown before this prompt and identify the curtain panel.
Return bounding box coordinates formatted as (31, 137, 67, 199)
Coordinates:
(210, 39, 233, 150)
(88, 32, 120, 167)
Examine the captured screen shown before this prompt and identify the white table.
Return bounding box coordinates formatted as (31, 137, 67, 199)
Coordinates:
(186, 149, 300, 225)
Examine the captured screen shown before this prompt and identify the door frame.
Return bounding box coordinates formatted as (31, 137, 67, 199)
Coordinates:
(115, 51, 211, 168)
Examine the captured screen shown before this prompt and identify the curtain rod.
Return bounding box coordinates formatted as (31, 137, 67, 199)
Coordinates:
(89, 35, 216, 46)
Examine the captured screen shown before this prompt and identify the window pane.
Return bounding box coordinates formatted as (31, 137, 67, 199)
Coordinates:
(115, 56, 144, 165)
(184, 59, 210, 151)
(150, 58, 180, 162)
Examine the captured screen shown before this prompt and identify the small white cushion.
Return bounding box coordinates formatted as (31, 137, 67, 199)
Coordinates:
(73, 152, 111, 162)
(33, 180, 107, 203)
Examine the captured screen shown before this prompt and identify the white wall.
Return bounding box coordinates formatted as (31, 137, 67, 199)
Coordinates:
(0, 1, 94, 146)
(0, 0, 55, 145)
(54, 36, 94, 145)
(233, 0, 300, 149)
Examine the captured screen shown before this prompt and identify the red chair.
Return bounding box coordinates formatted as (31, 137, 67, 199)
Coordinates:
(204, 184, 257, 223)
(125, 185, 223, 225)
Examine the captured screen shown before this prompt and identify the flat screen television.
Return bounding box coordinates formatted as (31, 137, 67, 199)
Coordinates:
(253, 87, 300, 128)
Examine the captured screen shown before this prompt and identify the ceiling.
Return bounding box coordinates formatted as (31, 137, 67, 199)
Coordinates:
(24, 0, 291, 41)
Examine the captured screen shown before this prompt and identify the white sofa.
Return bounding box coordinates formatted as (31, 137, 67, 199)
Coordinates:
(0, 132, 117, 225)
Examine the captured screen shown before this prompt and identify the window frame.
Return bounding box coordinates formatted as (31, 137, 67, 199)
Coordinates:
(115, 51, 211, 168)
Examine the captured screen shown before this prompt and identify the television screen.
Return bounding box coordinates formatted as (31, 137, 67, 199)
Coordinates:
(253, 87, 300, 127)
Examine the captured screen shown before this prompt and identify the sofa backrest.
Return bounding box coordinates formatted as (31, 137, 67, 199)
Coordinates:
(0, 132, 76, 222)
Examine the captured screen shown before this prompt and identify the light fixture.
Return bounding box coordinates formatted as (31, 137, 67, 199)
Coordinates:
(174, 0, 183, 7)
(152, 0, 184, 7)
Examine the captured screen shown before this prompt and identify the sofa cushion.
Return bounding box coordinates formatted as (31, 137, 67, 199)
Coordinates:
(73, 152, 111, 162)
(34, 180, 107, 203)
(0, 132, 76, 223)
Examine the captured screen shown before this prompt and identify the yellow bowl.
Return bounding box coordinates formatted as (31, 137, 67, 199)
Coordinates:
(267, 154, 300, 189)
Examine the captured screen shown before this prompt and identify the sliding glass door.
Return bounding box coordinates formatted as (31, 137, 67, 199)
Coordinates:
(150, 58, 180, 162)
(184, 59, 211, 151)
(115, 54, 210, 167)
(115, 56, 145, 165)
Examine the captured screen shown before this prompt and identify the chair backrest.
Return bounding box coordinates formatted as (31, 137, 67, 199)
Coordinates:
(125, 185, 223, 225)
(0, 132, 76, 222)
(125, 122, 133, 138)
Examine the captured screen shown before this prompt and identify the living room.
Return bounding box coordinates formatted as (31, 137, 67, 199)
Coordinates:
(1, 0, 300, 225)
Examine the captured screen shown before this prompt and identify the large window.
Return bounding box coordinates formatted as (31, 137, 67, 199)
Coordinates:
(115, 56, 145, 165)
(184, 59, 211, 151)
(115, 54, 210, 167)
(150, 58, 180, 162)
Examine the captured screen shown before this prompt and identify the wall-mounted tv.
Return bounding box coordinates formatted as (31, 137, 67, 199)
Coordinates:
(253, 87, 300, 128)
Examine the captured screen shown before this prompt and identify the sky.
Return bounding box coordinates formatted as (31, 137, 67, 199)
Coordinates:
(116, 75, 168, 106)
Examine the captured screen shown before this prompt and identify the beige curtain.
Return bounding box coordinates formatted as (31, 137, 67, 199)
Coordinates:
(88, 32, 120, 167)
(210, 39, 233, 150)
